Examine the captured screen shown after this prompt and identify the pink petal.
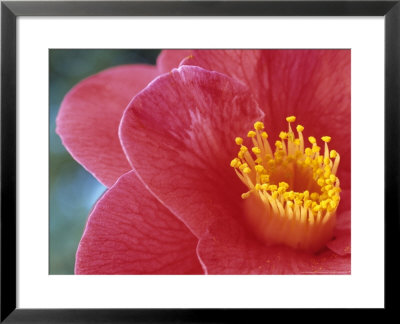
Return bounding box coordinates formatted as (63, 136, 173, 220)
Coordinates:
(338, 186, 351, 214)
(198, 218, 350, 274)
(183, 50, 351, 187)
(181, 50, 262, 91)
(326, 211, 351, 255)
(56, 64, 159, 187)
(157, 50, 193, 74)
(120, 66, 264, 237)
(75, 171, 203, 274)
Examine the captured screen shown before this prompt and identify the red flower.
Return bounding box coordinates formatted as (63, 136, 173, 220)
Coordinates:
(57, 50, 350, 274)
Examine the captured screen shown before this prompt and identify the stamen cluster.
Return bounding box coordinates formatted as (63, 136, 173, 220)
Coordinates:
(230, 116, 341, 252)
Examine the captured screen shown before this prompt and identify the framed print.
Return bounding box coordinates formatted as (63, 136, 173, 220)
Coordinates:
(1, 0, 399, 321)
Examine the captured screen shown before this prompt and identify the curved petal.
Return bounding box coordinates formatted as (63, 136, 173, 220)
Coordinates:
(56, 64, 159, 187)
(157, 49, 193, 74)
(120, 66, 264, 237)
(181, 50, 262, 90)
(75, 171, 203, 274)
(198, 218, 351, 274)
(183, 50, 351, 187)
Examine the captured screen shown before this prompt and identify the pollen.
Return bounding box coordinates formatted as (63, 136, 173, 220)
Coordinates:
(254, 121, 264, 130)
(230, 116, 341, 253)
(308, 136, 316, 144)
(235, 137, 243, 145)
(247, 131, 256, 138)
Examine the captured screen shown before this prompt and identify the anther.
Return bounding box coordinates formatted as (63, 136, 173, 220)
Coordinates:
(279, 131, 288, 140)
(254, 121, 264, 130)
(286, 116, 296, 123)
(235, 137, 243, 145)
(308, 136, 316, 144)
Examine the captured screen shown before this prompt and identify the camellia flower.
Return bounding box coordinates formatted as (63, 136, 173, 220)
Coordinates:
(57, 50, 350, 274)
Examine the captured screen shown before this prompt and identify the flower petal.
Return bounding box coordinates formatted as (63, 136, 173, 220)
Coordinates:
(56, 64, 159, 187)
(182, 50, 262, 90)
(120, 66, 264, 237)
(326, 211, 351, 256)
(157, 49, 193, 74)
(183, 50, 351, 182)
(198, 218, 351, 274)
(75, 171, 203, 274)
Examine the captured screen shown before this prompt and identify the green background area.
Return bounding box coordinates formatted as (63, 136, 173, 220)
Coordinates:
(49, 49, 161, 274)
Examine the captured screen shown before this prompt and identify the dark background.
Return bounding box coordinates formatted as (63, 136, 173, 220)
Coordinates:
(49, 49, 161, 274)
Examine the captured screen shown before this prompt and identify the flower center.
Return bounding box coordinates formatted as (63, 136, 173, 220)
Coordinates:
(230, 116, 341, 253)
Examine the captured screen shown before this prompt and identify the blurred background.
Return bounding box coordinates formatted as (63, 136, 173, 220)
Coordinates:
(49, 49, 161, 274)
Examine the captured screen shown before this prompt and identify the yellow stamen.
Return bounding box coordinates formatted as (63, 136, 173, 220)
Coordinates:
(255, 165, 265, 173)
(230, 117, 341, 253)
(235, 137, 243, 145)
(230, 158, 240, 168)
(247, 131, 256, 138)
(286, 116, 296, 123)
(254, 121, 264, 130)
(279, 131, 288, 140)
(243, 167, 252, 174)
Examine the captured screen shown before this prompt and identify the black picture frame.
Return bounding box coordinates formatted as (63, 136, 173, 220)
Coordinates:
(1, 0, 399, 321)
